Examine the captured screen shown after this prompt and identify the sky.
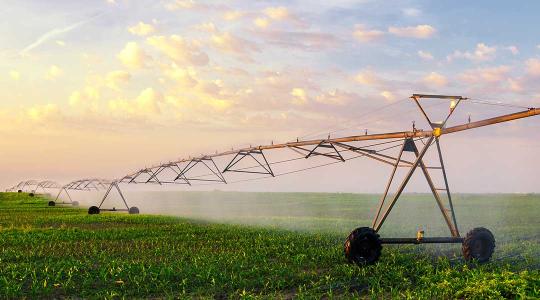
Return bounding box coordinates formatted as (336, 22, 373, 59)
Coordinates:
(1, 0, 539, 192)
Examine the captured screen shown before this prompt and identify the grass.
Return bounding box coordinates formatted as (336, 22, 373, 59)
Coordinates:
(0, 192, 538, 299)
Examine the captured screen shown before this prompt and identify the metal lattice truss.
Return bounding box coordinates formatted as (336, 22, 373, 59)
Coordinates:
(54, 178, 112, 205)
(96, 94, 539, 234)
(6, 180, 39, 192)
(11, 93, 538, 231)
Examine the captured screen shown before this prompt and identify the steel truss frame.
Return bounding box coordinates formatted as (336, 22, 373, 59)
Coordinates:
(33, 181, 61, 193)
(175, 157, 227, 183)
(374, 94, 463, 244)
(223, 149, 275, 176)
(96, 181, 131, 212)
(57, 93, 538, 224)
(54, 178, 111, 206)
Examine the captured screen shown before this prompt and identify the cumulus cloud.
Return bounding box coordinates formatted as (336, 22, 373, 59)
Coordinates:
(525, 58, 540, 76)
(423, 72, 447, 87)
(109, 88, 163, 117)
(254, 17, 270, 28)
(147, 35, 209, 66)
(165, 0, 198, 10)
(507, 78, 523, 92)
(117, 42, 152, 68)
(105, 70, 131, 90)
(355, 70, 381, 86)
(315, 89, 354, 105)
(253, 6, 299, 30)
(162, 63, 198, 87)
(353, 24, 385, 42)
(417, 50, 434, 60)
(252, 30, 337, 51)
(69, 86, 100, 111)
(506, 46, 519, 55)
(46, 65, 63, 80)
(291, 88, 308, 105)
(380, 90, 395, 101)
(211, 32, 259, 54)
(26, 103, 61, 122)
(264, 6, 290, 20)
(447, 43, 496, 62)
(388, 25, 436, 39)
(128, 22, 156, 36)
(459, 66, 511, 83)
(195, 22, 218, 33)
(223, 10, 244, 21)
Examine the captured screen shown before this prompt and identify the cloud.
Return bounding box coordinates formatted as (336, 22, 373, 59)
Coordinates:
(195, 22, 218, 33)
(147, 35, 209, 66)
(459, 66, 510, 83)
(223, 10, 244, 21)
(402, 8, 421, 17)
(380, 90, 395, 101)
(506, 46, 519, 55)
(26, 104, 61, 122)
(264, 7, 290, 20)
(69, 86, 100, 111)
(254, 17, 270, 29)
(253, 6, 300, 30)
(255, 30, 338, 51)
(105, 70, 131, 90)
(117, 42, 152, 68)
(525, 58, 540, 76)
(507, 78, 523, 92)
(353, 24, 385, 42)
(108, 88, 163, 117)
(45, 65, 63, 80)
(128, 22, 156, 36)
(165, 0, 198, 10)
(162, 63, 198, 87)
(9, 70, 21, 81)
(291, 88, 308, 105)
(19, 13, 104, 55)
(388, 25, 436, 39)
(211, 32, 259, 54)
(355, 70, 381, 86)
(417, 50, 434, 60)
(423, 72, 447, 87)
(447, 43, 496, 62)
(56, 40, 66, 47)
(315, 89, 354, 105)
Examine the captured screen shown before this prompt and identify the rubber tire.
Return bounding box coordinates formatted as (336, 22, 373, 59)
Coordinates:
(344, 227, 382, 265)
(88, 206, 100, 215)
(462, 227, 495, 263)
(48, 201, 56, 207)
(29, 193, 35, 197)
(71, 201, 79, 207)
(129, 206, 140, 215)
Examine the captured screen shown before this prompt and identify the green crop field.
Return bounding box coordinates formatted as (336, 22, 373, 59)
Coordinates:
(0, 192, 538, 299)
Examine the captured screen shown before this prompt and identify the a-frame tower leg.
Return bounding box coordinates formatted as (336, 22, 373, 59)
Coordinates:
(371, 137, 460, 238)
(88, 182, 139, 215)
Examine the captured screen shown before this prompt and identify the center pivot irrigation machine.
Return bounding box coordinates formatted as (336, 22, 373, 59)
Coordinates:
(30, 94, 539, 265)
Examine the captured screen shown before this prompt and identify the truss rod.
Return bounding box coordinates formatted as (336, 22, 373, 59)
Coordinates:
(166, 108, 539, 164)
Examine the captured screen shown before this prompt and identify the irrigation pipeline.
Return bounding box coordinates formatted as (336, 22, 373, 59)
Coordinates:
(153, 107, 540, 165)
(24, 95, 538, 191)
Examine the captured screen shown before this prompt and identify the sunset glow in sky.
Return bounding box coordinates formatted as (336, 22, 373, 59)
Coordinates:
(1, 1, 539, 191)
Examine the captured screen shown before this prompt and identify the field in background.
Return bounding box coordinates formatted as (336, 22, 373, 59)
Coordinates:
(0, 192, 538, 298)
